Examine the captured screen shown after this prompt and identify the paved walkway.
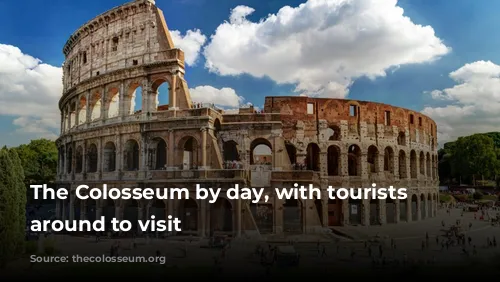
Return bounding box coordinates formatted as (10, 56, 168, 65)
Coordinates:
(7, 207, 500, 277)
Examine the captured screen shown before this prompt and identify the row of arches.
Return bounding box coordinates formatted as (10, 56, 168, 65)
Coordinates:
(60, 135, 208, 174)
(62, 80, 170, 131)
(249, 137, 437, 179)
(57, 192, 437, 234)
(59, 135, 437, 181)
(58, 197, 234, 233)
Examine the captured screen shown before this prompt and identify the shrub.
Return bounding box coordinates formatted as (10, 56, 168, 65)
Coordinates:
(25, 240, 38, 254)
(43, 239, 56, 255)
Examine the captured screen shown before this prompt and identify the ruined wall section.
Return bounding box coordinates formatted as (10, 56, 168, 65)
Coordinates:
(62, 0, 177, 92)
(264, 97, 438, 150)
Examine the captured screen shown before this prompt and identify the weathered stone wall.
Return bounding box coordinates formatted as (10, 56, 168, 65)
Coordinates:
(62, 0, 174, 91)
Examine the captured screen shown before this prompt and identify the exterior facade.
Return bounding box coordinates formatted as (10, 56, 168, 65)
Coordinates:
(55, 0, 439, 237)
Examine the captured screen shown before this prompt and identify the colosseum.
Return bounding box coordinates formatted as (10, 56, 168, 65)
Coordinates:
(55, 0, 440, 238)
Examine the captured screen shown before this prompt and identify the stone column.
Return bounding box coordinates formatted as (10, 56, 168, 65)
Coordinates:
(69, 192, 75, 221)
(100, 86, 106, 121)
(169, 74, 178, 110)
(393, 152, 399, 180)
(85, 91, 91, 124)
(200, 200, 207, 237)
(80, 201, 87, 221)
(96, 206, 102, 221)
(379, 200, 386, 225)
(406, 196, 412, 222)
(236, 198, 242, 237)
(63, 145, 67, 175)
(119, 81, 126, 118)
(138, 207, 144, 234)
(362, 199, 370, 226)
(60, 112, 64, 134)
(340, 152, 348, 176)
(342, 199, 349, 225)
(319, 152, 328, 177)
(394, 199, 400, 223)
(167, 129, 176, 170)
(201, 127, 208, 169)
(67, 105, 72, 130)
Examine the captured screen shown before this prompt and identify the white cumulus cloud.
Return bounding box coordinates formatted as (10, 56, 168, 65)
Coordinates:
(170, 29, 207, 65)
(204, 0, 450, 98)
(422, 60, 500, 144)
(0, 44, 62, 144)
(189, 85, 244, 108)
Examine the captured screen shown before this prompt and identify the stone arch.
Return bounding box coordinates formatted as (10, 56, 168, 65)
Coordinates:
(283, 199, 303, 233)
(348, 197, 362, 225)
(179, 198, 198, 233)
(106, 86, 120, 118)
(150, 137, 167, 170)
(211, 198, 233, 232)
(420, 193, 426, 219)
(78, 95, 87, 125)
(213, 118, 222, 138)
(178, 136, 199, 169)
(85, 198, 97, 223)
(89, 91, 101, 121)
(150, 199, 166, 221)
(398, 150, 407, 178)
(250, 138, 272, 165)
(397, 132, 406, 146)
(386, 198, 396, 224)
(249, 201, 274, 234)
(66, 146, 73, 173)
(75, 146, 83, 173)
(370, 199, 381, 225)
(327, 125, 341, 141)
(306, 143, 320, 171)
(69, 102, 77, 128)
(124, 139, 140, 171)
(410, 150, 417, 178)
(384, 146, 394, 173)
(327, 145, 340, 176)
(314, 197, 323, 226)
(102, 198, 115, 227)
(427, 193, 432, 218)
(419, 151, 425, 176)
(87, 143, 98, 173)
(327, 198, 342, 226)
(223, 140, 240, 162)
(103, 141, 116, 172)
(285, 142, 297, 166)
(399, 198, 408, 222)
(73, 195, 81, 221)
(432, 193, 437, 216)
(123, 199, 140, 231)
(426, 152, 431, 179)
(151, 77, 171, 110)
(411, 194, 418, 221)
(367, 145, 379, 174)
(127, 81, 143, 114)
(348, 144, 361, 176)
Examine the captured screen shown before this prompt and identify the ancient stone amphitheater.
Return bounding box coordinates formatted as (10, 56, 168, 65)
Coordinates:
(55, 0, 439, 237)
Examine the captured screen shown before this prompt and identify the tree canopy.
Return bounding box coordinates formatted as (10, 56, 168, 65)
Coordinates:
(439, 132, 500, 186)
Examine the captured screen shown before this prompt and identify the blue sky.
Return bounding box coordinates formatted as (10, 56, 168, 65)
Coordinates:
(1, 0, 500, 147)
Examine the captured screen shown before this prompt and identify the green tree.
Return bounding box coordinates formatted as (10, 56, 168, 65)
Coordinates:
(451, 134, 499, 184)
(8, 149, 26, 254)
(13, 139, 57, 204)
(0, 148, 19, 267)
